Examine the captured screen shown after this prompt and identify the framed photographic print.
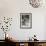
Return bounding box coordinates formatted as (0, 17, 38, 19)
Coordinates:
(20, 13, 32, 29)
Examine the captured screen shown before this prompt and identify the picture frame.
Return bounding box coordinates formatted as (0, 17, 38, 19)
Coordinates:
(20, 13, 32, 29)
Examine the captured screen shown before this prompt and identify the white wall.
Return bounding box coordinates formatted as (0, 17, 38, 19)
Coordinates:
(0, 0, 46, 40)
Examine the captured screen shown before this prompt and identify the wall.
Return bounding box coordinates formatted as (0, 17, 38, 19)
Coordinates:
(0, 0, 46, 40)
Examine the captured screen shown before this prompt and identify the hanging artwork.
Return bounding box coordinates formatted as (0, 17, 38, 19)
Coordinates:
(29, 0, 44, 8)
(20, 13, 32, 29)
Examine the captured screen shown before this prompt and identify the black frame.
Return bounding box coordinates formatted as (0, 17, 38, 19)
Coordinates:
(20, 13, 32, 29)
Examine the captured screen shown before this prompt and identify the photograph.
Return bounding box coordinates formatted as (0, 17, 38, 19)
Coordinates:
(20, 13, 32, 29)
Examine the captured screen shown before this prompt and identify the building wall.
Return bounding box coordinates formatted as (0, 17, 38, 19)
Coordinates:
(0, 0, 46, 40)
